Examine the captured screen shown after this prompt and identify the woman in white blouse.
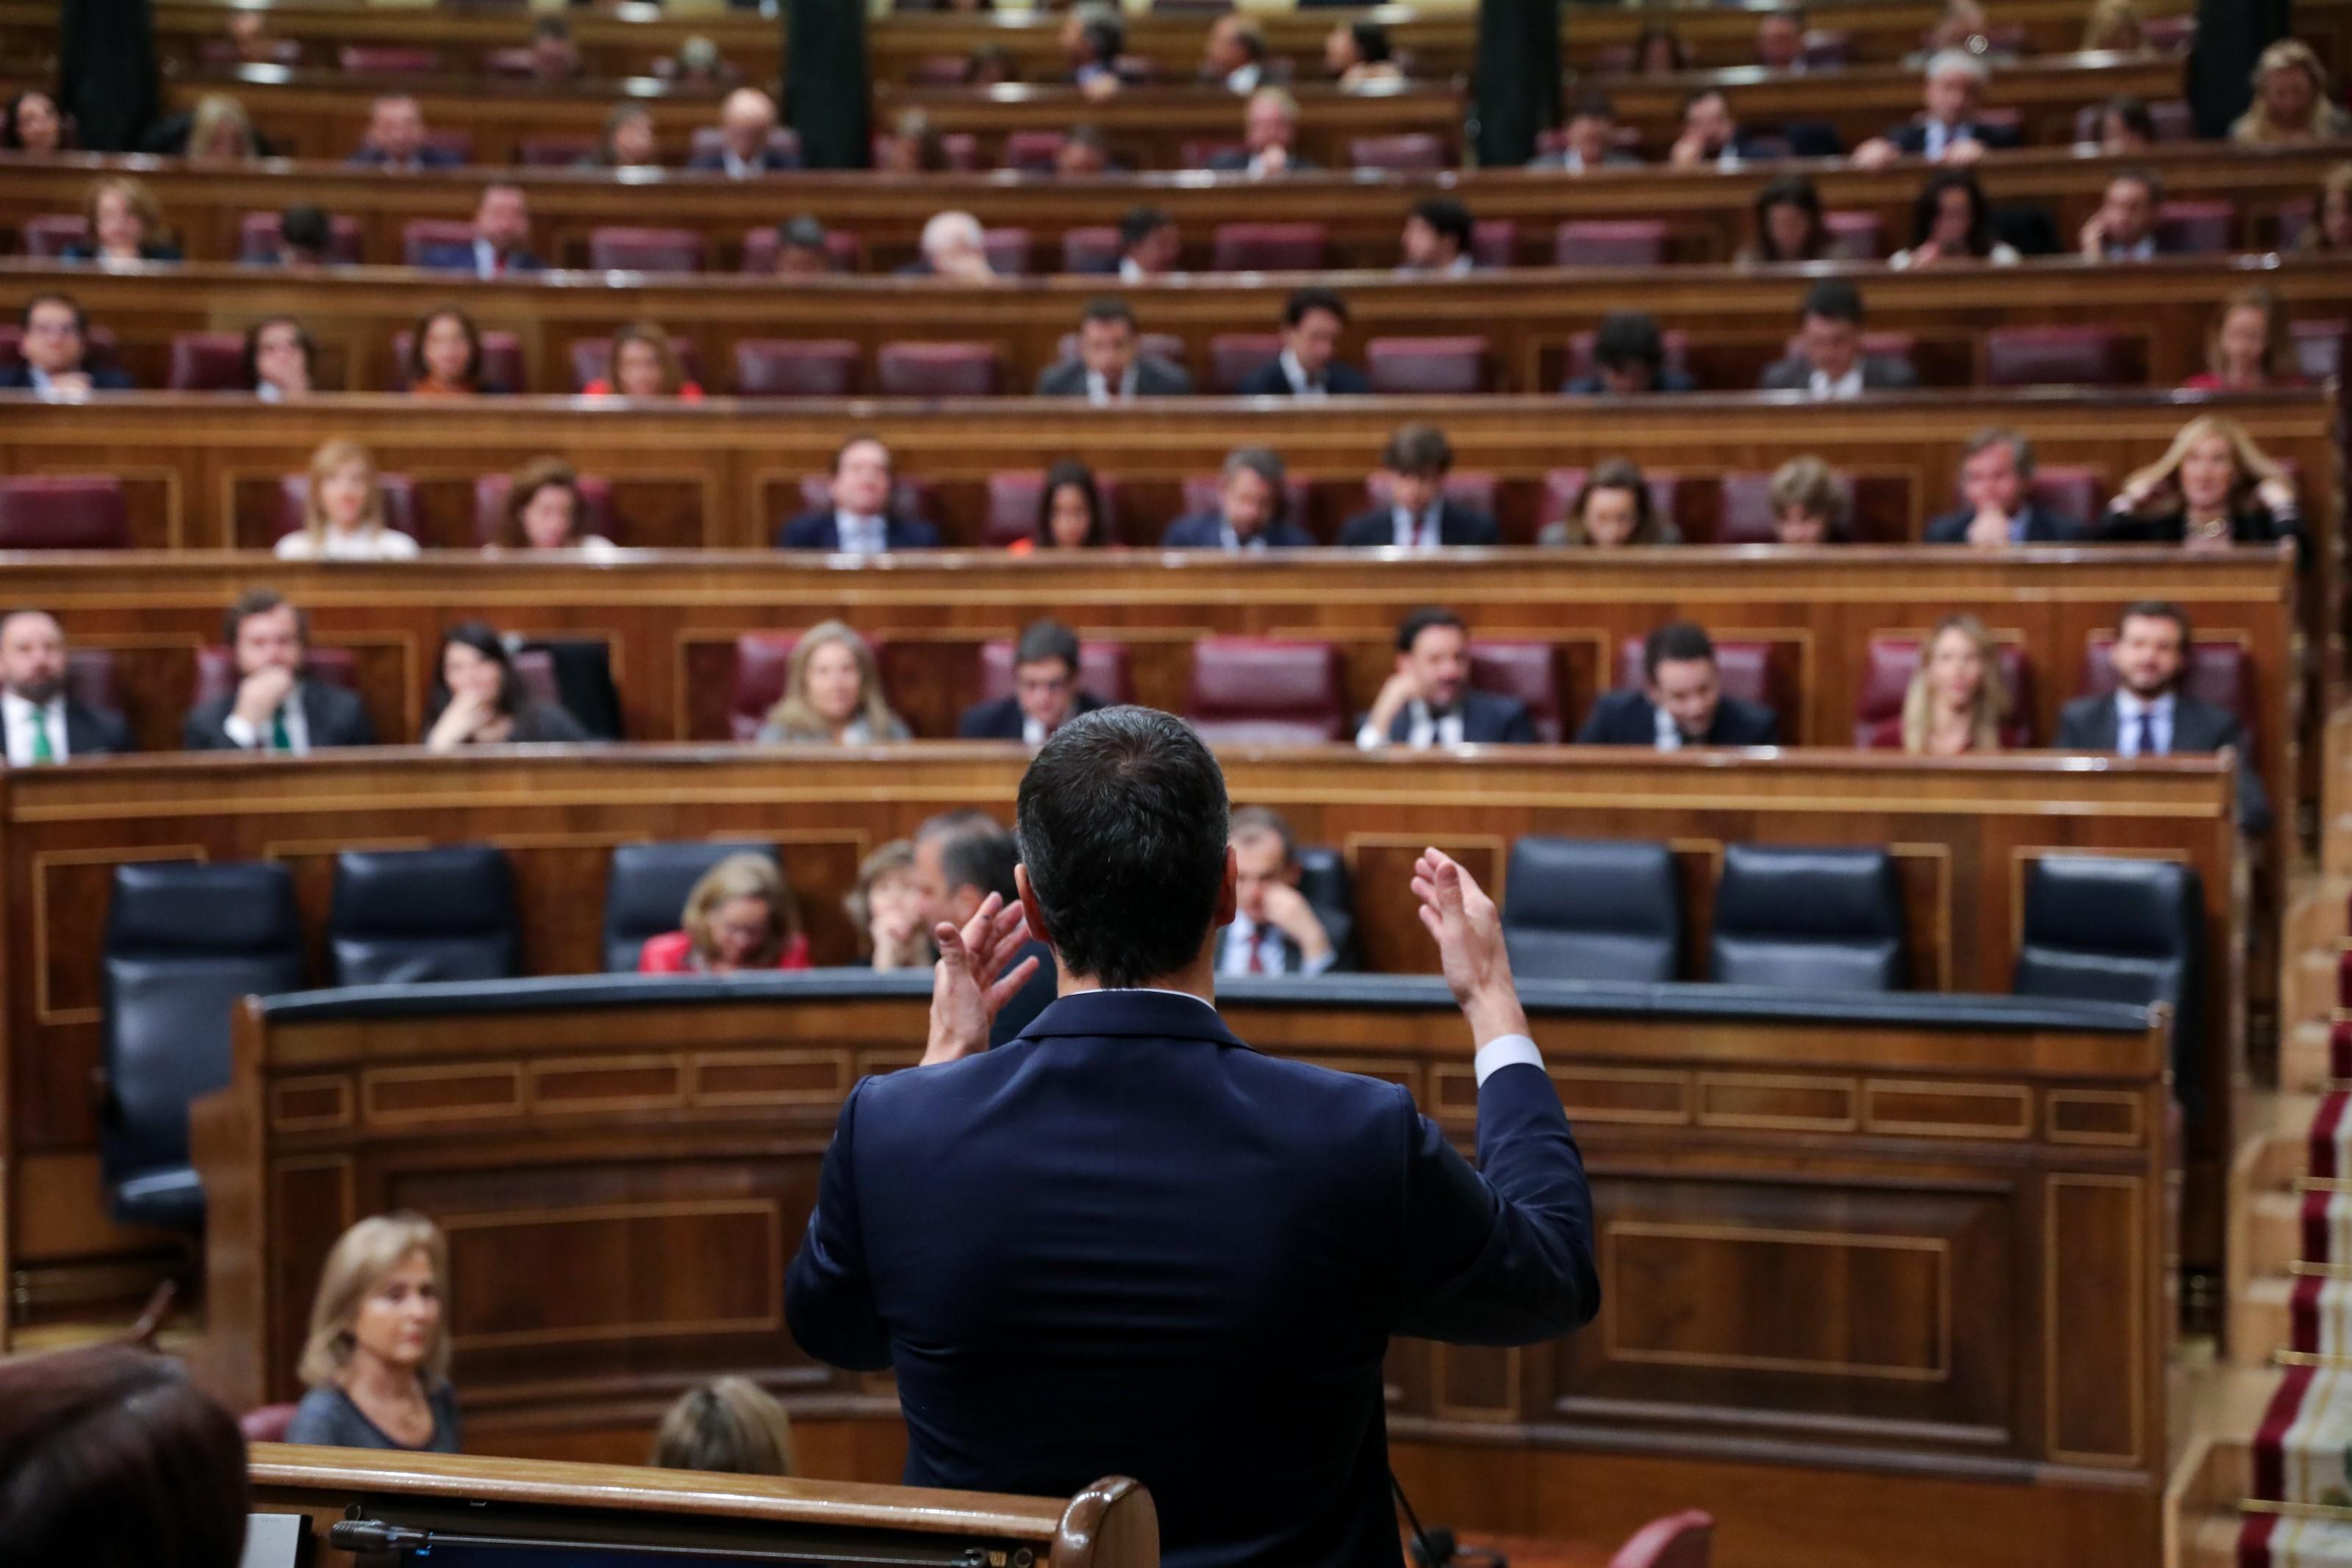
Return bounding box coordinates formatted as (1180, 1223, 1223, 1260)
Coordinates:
(276, 439, 421, 560)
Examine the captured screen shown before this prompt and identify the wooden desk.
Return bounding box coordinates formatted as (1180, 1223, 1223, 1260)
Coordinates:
(190, 965, 2170, 1568)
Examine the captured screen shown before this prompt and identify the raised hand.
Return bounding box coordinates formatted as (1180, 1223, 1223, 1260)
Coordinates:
(922, 892, 1041, 1067)
(1410, 848, 1528, 1047)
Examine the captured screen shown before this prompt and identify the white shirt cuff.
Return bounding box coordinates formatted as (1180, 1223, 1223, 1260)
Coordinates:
(221, 713, 262, 749)
(1473, 1033, 1544, 1086)
(1355, 722, 1388, 751)
(1300, 949, 1338, 977)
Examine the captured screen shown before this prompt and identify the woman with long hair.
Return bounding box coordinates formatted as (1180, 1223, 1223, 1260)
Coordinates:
(847, 839, 932, 970)
(276, 439, 419, 560)
(1901, 614, 2010, 755)
(2231, 40, 2352, 145)
(1738, 173, 1829, 264)
(242, 316, 315, 401)
(420, 622, 591, 749)
(1, 89, 65, 154)
(1889, 169, 2019, 268)
(405, 306, 497, 396)
(1538, 459, 1670, 547)
(1011, 461, 1114, 554)
(63, 176, 181, 262)
(652, 1378, 797, 1477)
(493, 456, 619, 558)
(581, 322, 703, 399)
(1767, 456, 1851, 544)
(184, 94, 259, 162)
(756, 622, 911, 745)
(284, 1213, 461, 1453)
(637, 852, 811, 973)
(2098, 414, 2304, 562)
(2182, 287, 2306, 391)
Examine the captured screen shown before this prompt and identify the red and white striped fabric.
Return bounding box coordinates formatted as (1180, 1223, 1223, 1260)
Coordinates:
(2312, 1095, 2352, 1180)
(2254, 1367, 2352, 1506)
(2290, 1279, 2352, 1358)
(2240, 1511, 2352, 1564)
(2308, 1193, 2352, 1266)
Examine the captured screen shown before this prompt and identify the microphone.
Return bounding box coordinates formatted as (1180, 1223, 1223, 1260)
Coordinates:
(1391, 1475, 1510, 1568)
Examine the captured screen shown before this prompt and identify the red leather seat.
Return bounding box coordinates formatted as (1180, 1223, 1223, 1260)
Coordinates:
(1552, 220, 1671, 267)
(1947, 464, 2103, 522)
(2143, 17, 2196, 51)
(1208, 334, 1283, 392)
(908, 54, 969, 86)
(687, 126, 803, 165)
(65, 647, 121, 713)
(389, 330, 526, 394)
(979, 227, 1033, 276)
(0, 477, 131, 550)
(875, 342, 1004, 397)
(1563, 328, 1692, 387)
(517, 137, 597, 168)
(587, 227, 706, 273)
(22, 215, 89, 259)
(1544, 469, 1682, 536)
(730, 631, 803, 742)
(978, 640, 1136, 705)
(1854, 634, 2034, 748)
(2154, 201, 2237, 255)
(1469, 642, 1566, 742)
(473, 471, 617, 547)
(1348, 134, 1446, 171)
(570, 334, 701, 393)
(199, 38, 301, 65)
(1715, 472, 1781, 545)
(734, 340, 860, 397)
(193, 646, 359, 708)
(1211, 223, 1328, 272)
(2080, 637, 2255, 752)
(1366, 337, 1491, 395)
(985, 471, 1125, 547)
(1614, 637, 1777, 716)
(2291, 319, 2347, 381)
(400, 219, 478, 267)
(739, 226, 860, 274)
(1185, 639, 1346, 746)
(1363, 471, 1498, 515)
(796, 474, 938, 524)
(168, 332, 249, 392)
(240, 210, 366, 265)
(1002, 131, 1066, 172)
(338, 45, 441, 71)
(482, 48, 539, 79)
(1801, 31, 1853, 66)
(1824, 210, 1885, 259)
(1607, 1509, 1714, 1568)
(1182, 139, 1245, 169)
(1984, 326, 2143, 388)
(1061, 226, 1122, 274)
(237, 1403, 301, 1444)
(276, 475, 420, 542)
(1180, 473, 1315, 533)
(2276, 200, 2317, 250)
(1470, 220, 1517, 268)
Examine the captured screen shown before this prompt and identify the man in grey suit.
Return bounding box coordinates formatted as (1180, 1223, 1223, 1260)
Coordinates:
(1034, 299, 1193, 400)
(2054, 600, 2270, 837)
(1757, 278, 1919, 400)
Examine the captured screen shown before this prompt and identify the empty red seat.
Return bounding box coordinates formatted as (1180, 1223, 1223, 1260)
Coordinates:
(1564, 328, 1692, 387)
(193, 646, 357, 708)
(338, 45, 441, 72)
(2291, 319, 2347, 381)
(979, 227, 1033, 276)
(570, 334, 701, 392)
(1545, 469, 1682, 536)
(1552, 220, 1670, 267)
(168, 332, 249, 392)
(516, 137, 597, 168)
(400, 219, 478, 268)
(1715, 473, 1782, 545)
(1469, 642, 1566, 742)
(1180, 473, 1315, 532)
(729, 631, 803, 742)
(734, 340, 860, 397)
(1470, 220, 1517, 268)
(1185, 639, 1346, 746)
(65, 647, 121, 713)
(1616, 636, 1779, 719)
(1364, 471, 1498, 515)
(1211, 223, 1328, 272)
(985, 471, 1126, 546)
(1366, 337, 1491, 395)
(240, 210, 366, 265)
(738, 226, 859, 274)
(588, 226, 706, 273)
(1854, 635, 2034, 748)
(276, 474, 420, 542)
(1208, 334, 1283, 392)
(2079, 637, 2255, 751)
(978, 640, 1136, 705)
(388, 329, 526, 394)
(1061, 226, 1122, 274)
(1984, 326, 2143, 388)
(1002, 131, 1066, 171)
(2154, 201, 2237, 255)
(1824, 210, 1885, 259)
(1348, 134, 1446, 171)
(22, 215, 89, 259)
(2144, 17, 2196, 50)
(875, 342, 1004, 397)
(0, 477, 131, 550)
(473, 472, 617, 547)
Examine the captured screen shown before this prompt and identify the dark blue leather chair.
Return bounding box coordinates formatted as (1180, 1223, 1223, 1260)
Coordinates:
(329, 846, 520, 986)
(601, 842, 776, 972)
(1293, 846, 1358, 972)
(1709, 845, 1904, 992)
(2014, 855, 2204, 1117)
(1502, 837, 1681, 984)
(101, 861, 307, 1229)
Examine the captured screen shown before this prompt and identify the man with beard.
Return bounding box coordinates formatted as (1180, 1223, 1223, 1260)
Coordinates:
(0, 609, 132, 763)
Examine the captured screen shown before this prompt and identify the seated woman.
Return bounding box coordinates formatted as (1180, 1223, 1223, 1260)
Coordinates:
(1632, 23, 1691, 74)
(405, 306, 501, 397)
(2, 89, 67, 154)
(1902, 613, 2009, 755)
(848, 839, 932, 971)
(2098, 414, 2304, 561)
(1889, 170, 2019, 268)
(651, 1376, 796, 1476)
(2231, 40, 2352, 145)
(2080, 0, 2145, 51)
(182, 93, 260, 162)
(1011, 461, 1113, 554)
(638, 852, 812, 974)
(1766, 456, 1851, 544)
(581, 322, 704, 400)
(1737, 173, 1831, 264)
(1538, 459, 1671, 547)
(243, 315, 315, 401)
(2182, 287, 2308, 391)
(2087, 96, 2156, 155)
(61, 176, 182, 263)
(756, 621, 911, 744)
(492, 456, 620, 558)
(276, 439, 420, 560)
(421, 622, 591, 749)
(2303, 162, 2352, 254)
(284, 1212, 462, 1453)
(591, 104, 660, 169)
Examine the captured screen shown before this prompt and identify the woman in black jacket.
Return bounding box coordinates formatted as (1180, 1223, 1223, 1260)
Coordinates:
(421, 622, 592, 749)
(2096, 414, 2306, 569)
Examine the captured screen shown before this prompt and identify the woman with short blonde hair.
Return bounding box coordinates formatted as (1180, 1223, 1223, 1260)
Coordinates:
(651, 1377, 797, 1476)
(278, 438, 419, 561)
(1901, 614, 2009, 755)
(637, 852, 811, 973)
(757, 622, 911, 745)
(1766, 456, 1850, 544)
(2079, 0, 2144, 51)
(2231, 40, 2352, 145)
(68, 175, 179, 263)
(284, 1212, 461, 1452)
(2185, 287, 2305, 391)
(186, 94, 259, 162)
(2300, 162, 2352, 253)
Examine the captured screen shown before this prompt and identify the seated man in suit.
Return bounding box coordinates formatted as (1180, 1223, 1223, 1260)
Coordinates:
(1097, 205, 1181, 281)
(1219, 805, 1349, 976)
(1061, 5, 1126, 94)
(1, 609, 132, 764)
(1758, 278, 1919, 400)
(908, 808, 1055, 1045)
(1851, 50, 2021, 167)
(785, 705, 1596, 1567)
(1161, 448, 1317, 550)
(2055, 600, 2271, 836)
(182, 589, 376, 754)
(1208, 87, 1320, 177)
(689, 88, 800, 177)
(1234, 288, 1369, 398)
(1399, 197, 1476, 278)
(1528, 93, 1642, 171)
(1, 294, 132, 392)
(1577, 621, 1782, 749)
(1357, 607, 1537, 749)
(958, 619, 1104, 742)
(2078, 168, 2163, 262)
(1338, 425, 1501, 547)
(415, 184, 543, 278)
(1563, 311, 1698, 395)
(1668, 89, 1783, 169)
(1035, 298, 1193, 400)
(1200, 12, 1272, 93)
(1925, 428, 2088, 545)
(346, 95, 462, 170)
(775, 436, 942, 554)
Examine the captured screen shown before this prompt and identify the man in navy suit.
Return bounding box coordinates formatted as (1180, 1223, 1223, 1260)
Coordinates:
(345, 95, 464, 170)
(412, 184, 545, 278)
(1, 610, 133, 764)
(1161, 448, 1317, 550)
(786, 707, 1597, 1568)
(686, 88, 802, 177)
(775, 436, 942, 553)
(1852, 51, 2023, 167)
(1923, 428, 2088, 546)
(1219, 806, 1352, 976)
(1, 295, 133, 392)
(908, 808, 1058, 1046)
(1336, 425, 1502, 548)
(1576, 622, 1782, 749)
(1356, 608, 1537, 749)
(958, 620, 1105, 742)
(1233, 288, 1370, 398)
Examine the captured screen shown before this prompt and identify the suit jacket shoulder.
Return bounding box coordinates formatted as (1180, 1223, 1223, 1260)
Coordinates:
(1326, 362, 1372, 395)
(1034, 361, 1087, 396)
(1161, 511, 1222, 547)
(1231, 360, 1290, 397)
(1862, 356, 1920, 390)
(1465, 688, 1537, 743)
(1136, 356, 1194, 395)
(1574, 688, 1654, 744)
(1713, 695, 1782, 745)
(307, 683, 377, 748)
(776, 511, 831, 550)
(957, 694, 1025, 739)
(180, 693, 238, 750)
(1757, 356, 1809, 391)
(66, 700, 134, 756)
(2054, 694, 2117, 748)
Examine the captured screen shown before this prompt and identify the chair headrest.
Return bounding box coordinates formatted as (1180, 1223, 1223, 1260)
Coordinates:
(2022, 856, 2199, 955)
(331, 846, 515, 937)
(106, 863, 300, 954)
(1505, 838, 1679, 932)
(1715, 845, 1900, 940)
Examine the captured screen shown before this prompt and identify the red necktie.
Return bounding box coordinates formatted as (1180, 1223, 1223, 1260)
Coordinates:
(1247, 931, 1266, 974)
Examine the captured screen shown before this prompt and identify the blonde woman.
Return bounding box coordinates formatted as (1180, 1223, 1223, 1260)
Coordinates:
(277, 439, 419, 560)
(2300, 162, 2352, 253)
(1767, 456, 1851, 544)
(847, 839, 931, 971)
(284, 1213, 460, 1453)
(756, 622, 911, 745)
(2231, 40, 2352, 145)
(1901, 614, 2009, 755)
(62, 176, 179, 263)
(651, 1377, 796, 1476)
(2079, 0, 2144, 51)
(2183, 287, 2306, 391)
(637, 852, 811, 973)
(184, 93, 259, 162)
(2098, 414, 2304, 563)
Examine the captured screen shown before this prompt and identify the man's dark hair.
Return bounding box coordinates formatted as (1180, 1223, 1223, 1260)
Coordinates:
(1081, 14, 1125, 63)
(777, 214, 829, 251)
(1014, 618, 1081, 674)
(21, 291, 83, 335)
(918, 808, 1020, 905)
(1592, 311, 1666, 374)
(1221, 447, 1287, 514)
(1799, 278, 1865, 326)
(2102, 95, 2156, 141)
(1119, 205, 1170, 249)
(2118, 600, 2192, 643)
(1228, 804, 1298, 865)
(1079, 296, 1136, 331)
(1395, 606, 1468, 655)
(2113, 165, 2165, 204)
(1381, 422, 1453, 476)
(1349, 21, 1392, 64)
(280, 204, 333, 257)
(1017, 708, 1230, 988)
(221, 587, 308, 648)
(1282, 287, 1349, 329)
(1642, 620, 1717, 681)
(1409, 197, 1474, 254)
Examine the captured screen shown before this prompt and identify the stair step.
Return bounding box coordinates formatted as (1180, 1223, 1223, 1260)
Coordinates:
(2242, 1275, 2295, 1367)
(2238, 1512, 2352, 1565)
(2253, 1191, 2309, 1277)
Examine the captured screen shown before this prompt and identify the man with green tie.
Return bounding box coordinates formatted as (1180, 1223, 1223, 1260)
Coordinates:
(181, 589, 376, 755)
(1, 608, 132, 766)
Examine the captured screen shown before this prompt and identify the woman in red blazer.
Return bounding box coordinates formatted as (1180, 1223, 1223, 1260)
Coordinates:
(638, 852, 811, 973)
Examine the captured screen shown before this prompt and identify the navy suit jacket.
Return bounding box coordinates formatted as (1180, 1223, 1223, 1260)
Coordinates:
(1574, 688, 1781, 747)
(785, 987, 1596, 1568)
(181, 682, 377, 752)
(1358, 688, 1538, 745)
(956, 691, 1106, 741)
(413, 241, 545, 276)
(1886, 119, 2023, 156)
(1160, 512, 1319, 550)
(774, 511, 942, 552)
(347, 145, 465, 170)
(686, 146, 803, 174)
(2054, 693, 2272, 837)
(1922, 504, 2087, 544)
(1335, 500, 1501, 548)
(0, 362, 134, 391)
(1231, 359, 1371, 398)
(65, 699, 135, 758)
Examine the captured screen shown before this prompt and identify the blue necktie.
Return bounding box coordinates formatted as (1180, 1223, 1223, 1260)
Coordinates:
(2134, 711, 2158, 757)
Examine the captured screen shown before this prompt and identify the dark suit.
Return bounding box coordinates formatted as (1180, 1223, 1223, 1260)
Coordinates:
(686, 146, 803, 175)
(1756, 354, 1921, 393)
(412, 241, 546, 276)
(65, 699, 135, 758)
(1885, 119, 2023, 157)
(1231, 358, 1370, 398)
(1335, 500, 1501, 548)
(1561, 369, 1699, 395)
(1033, 356, 1194, 398)
(2054, 692, 2272, 837)
(58, 242, 182, 263)
(0, 362, 134, 391)
(1160, 511, 1319, 550)
(989, 938, 1058, 1048)
(181, 681, 377, 752)
(2095, 501, 2307, 569)
(346, 145, 465, 170)
(784, 987, 1596, 1568)
(957, 691, 1106, 741)
(1923, 504, 2088, 544)
(1205, 149, 1323, 173)
(1358, 688, 1538, 746)
(1575, 688, 1781, 747)
(773, 512, 942, 552)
